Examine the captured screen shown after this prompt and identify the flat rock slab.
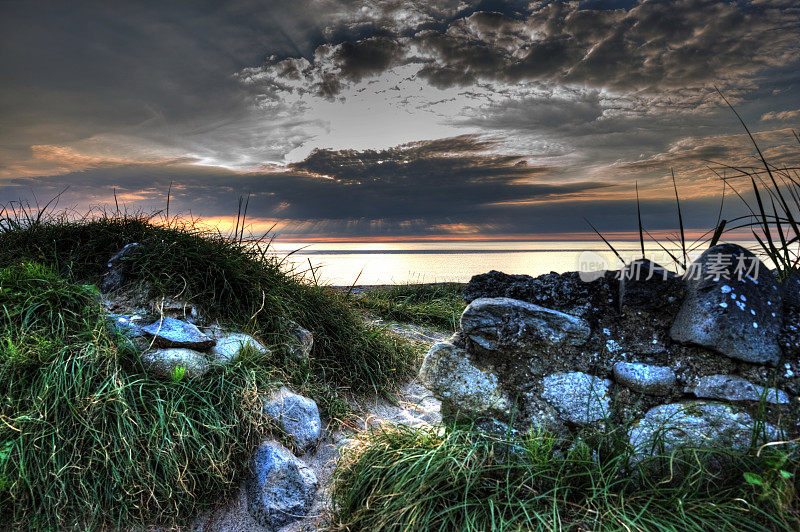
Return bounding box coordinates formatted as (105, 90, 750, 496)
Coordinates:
(141, 348, 209, 380)
(628, 402, 779, 460)
(613, 362, 675, 396)
(263, 388, 322, 454)
(142, 317, 215, 350)
(689, 374, 789, 405)
(246, 441, 318, 530)
(670, 244, 783, 365)
(211, 333, 270, 365)
(419, 342, 510, 418)
(541, 372, 612, 426)
(461, 297, 591, 354)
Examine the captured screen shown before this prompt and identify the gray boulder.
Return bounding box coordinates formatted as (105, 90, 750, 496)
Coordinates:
(541, 372, 612, 426)
(419, 342, 510, 418)
(142, 317, 216, 350)
(263, 388, 322, 453)
(246, 441, 318, 530)
(141, 348, 209, 380)
(689, 374, 789, 405)
(628, 402, 779, 459)
(670, 244, 783, 365)
(461, 297, 591, 354)
(613, 362, 676, 396)
(211, 332, 270, 365)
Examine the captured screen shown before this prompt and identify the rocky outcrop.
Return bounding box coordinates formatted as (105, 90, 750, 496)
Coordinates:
(421, 243, 798, 462)
(100, 242, 141, 293)
(246, 441, 318, 530)
(263, 388, 322, 454)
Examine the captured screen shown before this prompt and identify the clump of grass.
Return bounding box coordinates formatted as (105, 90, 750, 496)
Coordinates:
(0, 262, 279, 529)
(0, 208, 418, 405)
(329, 424, 799, 531)
(353, 283, 466, 330)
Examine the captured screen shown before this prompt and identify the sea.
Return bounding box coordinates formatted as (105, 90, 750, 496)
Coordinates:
(266, 240, 751, 286)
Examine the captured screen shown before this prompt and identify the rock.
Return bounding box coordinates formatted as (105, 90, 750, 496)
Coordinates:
(246, 441, 318, 530)
(211, 332, 270, 365)
(141, 348, 209, 380)
(688, 374, 790, 405)
(464, 270, 606, 317)
(150, 298, 201, 324)
(461, 297, 591, 354)
(263, 388, 322, 453)
(100, 243, 140, 293)
(628, 402, 779, 459)
(106, 313, 146, 337)
(541, 372, 612, 425)
(286, 321, 313, 361)
(619, 259, 684, 311)
(782, 268, 800, 308)
(419, 342, 510, 418)
(613, 362, 676, 396)
(670, 244, 783, 365)
(141, 317, 216, 350)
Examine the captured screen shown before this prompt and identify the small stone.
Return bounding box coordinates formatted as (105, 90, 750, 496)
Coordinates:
(285, 320, 314, 361)
(541, 372, 612, 425)
(263, 388, 322, 453)
(141, 317, 215, 350)
(210, 332, 270, 365)
(613, 362, 676, 396)
(419, 342, 510, 418)
(689, 375, 790, 405)
(246, 441, 318, 530)
(461, 297, 591, 354)
(100, 243, 140, 293)
(106, 313, 146, 337)
(141, 348, 209, 380)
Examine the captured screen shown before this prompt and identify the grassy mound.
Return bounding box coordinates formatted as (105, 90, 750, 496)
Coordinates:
(0, 212, 419, 529)
(0, 263, 276, 528)
(330, 424, 799, 531)
(353, 283, 466, 330)
(0, 212, 418, 408)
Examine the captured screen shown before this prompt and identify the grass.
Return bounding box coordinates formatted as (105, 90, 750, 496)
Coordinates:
(0, 262, 278, 528)
(329, 423, 799, 531)
(352, 283, 466, 330)
(0, 208, 420, 529)
(0, 208, 418, 407)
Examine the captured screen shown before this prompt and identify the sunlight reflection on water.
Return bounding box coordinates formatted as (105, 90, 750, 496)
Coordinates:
(266, 241, 760, 285)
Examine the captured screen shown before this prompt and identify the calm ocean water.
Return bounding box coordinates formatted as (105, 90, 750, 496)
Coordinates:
(267, 241, 751, 285)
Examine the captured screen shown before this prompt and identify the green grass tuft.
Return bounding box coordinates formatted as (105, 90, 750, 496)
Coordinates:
(329, 424, 799, 531)
(353, 283, 466, 330)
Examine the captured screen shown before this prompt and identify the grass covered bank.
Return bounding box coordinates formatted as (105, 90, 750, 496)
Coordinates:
(0, 210, 419, 529)
(330, 424, 800, 531)
(352, 283, 466, 330)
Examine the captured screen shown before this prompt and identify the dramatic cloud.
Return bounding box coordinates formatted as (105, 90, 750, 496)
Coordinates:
(1, 0, 799, 238)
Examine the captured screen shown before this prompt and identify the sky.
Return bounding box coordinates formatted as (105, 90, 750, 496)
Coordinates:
(1, 0, 799, 240)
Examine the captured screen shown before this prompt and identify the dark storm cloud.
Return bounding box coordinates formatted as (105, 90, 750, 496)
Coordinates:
(246, 0, 800, 96)
(0, 136, 614, 235)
